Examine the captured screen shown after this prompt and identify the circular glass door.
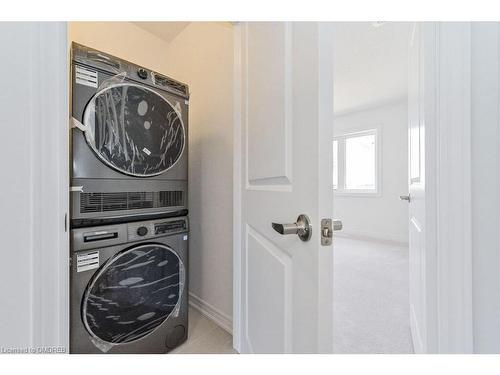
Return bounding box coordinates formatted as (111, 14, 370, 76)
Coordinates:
(82, 244, 183, 344)
(83, 83, 185, 177)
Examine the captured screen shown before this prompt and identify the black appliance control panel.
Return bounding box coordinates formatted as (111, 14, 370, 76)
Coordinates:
(154, 220, 187, 235)
(127, 217, 188, 241)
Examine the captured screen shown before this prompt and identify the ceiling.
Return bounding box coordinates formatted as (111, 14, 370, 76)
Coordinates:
(133, 22, 190, 43)
(133, 22, 410, 114)
(333, 22, 412, 114)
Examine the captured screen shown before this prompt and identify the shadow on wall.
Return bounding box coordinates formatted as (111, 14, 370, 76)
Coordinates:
(187, 132, 233, 307)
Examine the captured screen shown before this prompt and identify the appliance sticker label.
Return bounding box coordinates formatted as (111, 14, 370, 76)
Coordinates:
(77, 251, 99, 273)
(183, 235, 188, 241)
(142, 147, 151, 156)
(75, 66, 98, 88)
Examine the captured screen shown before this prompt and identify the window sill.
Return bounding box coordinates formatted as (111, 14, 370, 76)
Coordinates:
(334, 190, 381, 198)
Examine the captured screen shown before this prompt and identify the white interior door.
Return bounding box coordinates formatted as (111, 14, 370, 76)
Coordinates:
(234, 22, 334, 353)
(408, 23, 430, 354)
(408, 22, 474, 354)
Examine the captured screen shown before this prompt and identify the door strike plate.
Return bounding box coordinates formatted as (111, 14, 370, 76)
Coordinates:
(321, 218, 333, 246)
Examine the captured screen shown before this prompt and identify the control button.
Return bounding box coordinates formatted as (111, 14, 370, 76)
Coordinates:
(137, 68, 148, 79)
(137, 226, 148, 236)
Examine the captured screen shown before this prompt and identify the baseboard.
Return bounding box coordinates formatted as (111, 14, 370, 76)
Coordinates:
(335, 231, 409, 248)
(189, 292, 233, 334)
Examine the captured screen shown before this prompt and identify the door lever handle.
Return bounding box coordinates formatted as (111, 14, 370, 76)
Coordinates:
(272, 222, 300, 235)
(272, 214, 312, 242)
(400, 194, 411, 202)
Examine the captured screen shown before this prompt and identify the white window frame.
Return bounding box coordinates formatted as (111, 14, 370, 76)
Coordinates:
(333, 128, 381, 197)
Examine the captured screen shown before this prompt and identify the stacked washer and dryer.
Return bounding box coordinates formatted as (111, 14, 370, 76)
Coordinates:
(70, 43, 189, 354)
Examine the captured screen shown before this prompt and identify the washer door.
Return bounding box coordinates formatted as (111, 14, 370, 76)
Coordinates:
(83, 83, 185, 177)
(82, 244, 183, 345)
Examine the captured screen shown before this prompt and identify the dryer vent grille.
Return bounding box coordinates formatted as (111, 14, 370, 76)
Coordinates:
(80, 191, 184, 214)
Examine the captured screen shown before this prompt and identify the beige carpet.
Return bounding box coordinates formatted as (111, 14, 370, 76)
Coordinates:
(333, 236, 413, 354)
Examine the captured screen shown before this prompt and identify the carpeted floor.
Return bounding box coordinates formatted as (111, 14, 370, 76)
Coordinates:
(333, 236, 413, 354)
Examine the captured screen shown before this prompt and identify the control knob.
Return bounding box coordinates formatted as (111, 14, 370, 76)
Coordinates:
(137, 68, 148, 79)
(137, 226, 148, 236)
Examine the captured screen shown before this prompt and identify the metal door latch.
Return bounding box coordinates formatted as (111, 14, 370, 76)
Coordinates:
(321, 218, 342, 246)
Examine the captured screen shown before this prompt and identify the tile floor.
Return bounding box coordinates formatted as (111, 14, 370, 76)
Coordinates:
(333, 236, 413, 354)
(170, 307, 237, 354)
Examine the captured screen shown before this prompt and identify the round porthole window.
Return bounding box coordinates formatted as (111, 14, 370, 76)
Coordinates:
(83, 83, 185, 177)
(82, 244, 183, 344)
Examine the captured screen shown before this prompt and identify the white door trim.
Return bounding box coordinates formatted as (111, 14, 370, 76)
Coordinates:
(232, 22, 243, 353)
(29, 22, 69, 350)
(420, 22, 474, 353)
(316, 22, 335, 353)
(38, 22, 70, 350)
(434, 22, 474, 353)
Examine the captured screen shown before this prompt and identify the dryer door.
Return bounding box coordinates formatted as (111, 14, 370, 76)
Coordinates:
(82, 243, 183, 345)
(83, 83, 185, 177)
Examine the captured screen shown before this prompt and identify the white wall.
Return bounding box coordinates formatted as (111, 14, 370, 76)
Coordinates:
(0, 22, 68, 351)
(70, 22, 171, 74)
(164, 23, 234, 327)
(334, 100, 409, 244)
(470, 22, 500, 353)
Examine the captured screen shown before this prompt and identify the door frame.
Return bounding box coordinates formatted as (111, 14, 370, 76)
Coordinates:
(233, 21, 474, 354)
(36, 22, 70, 351)
(232, 22, 335, 353)
(418, 22, 474, 354)
(4, 22, 70, 350)
(232, 22, 243, 353)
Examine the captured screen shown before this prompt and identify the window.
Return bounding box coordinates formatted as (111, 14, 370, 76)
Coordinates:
(333, 129, 379, 195)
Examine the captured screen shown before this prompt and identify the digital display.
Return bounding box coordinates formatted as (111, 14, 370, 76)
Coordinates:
(154, 220, 186, 235)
